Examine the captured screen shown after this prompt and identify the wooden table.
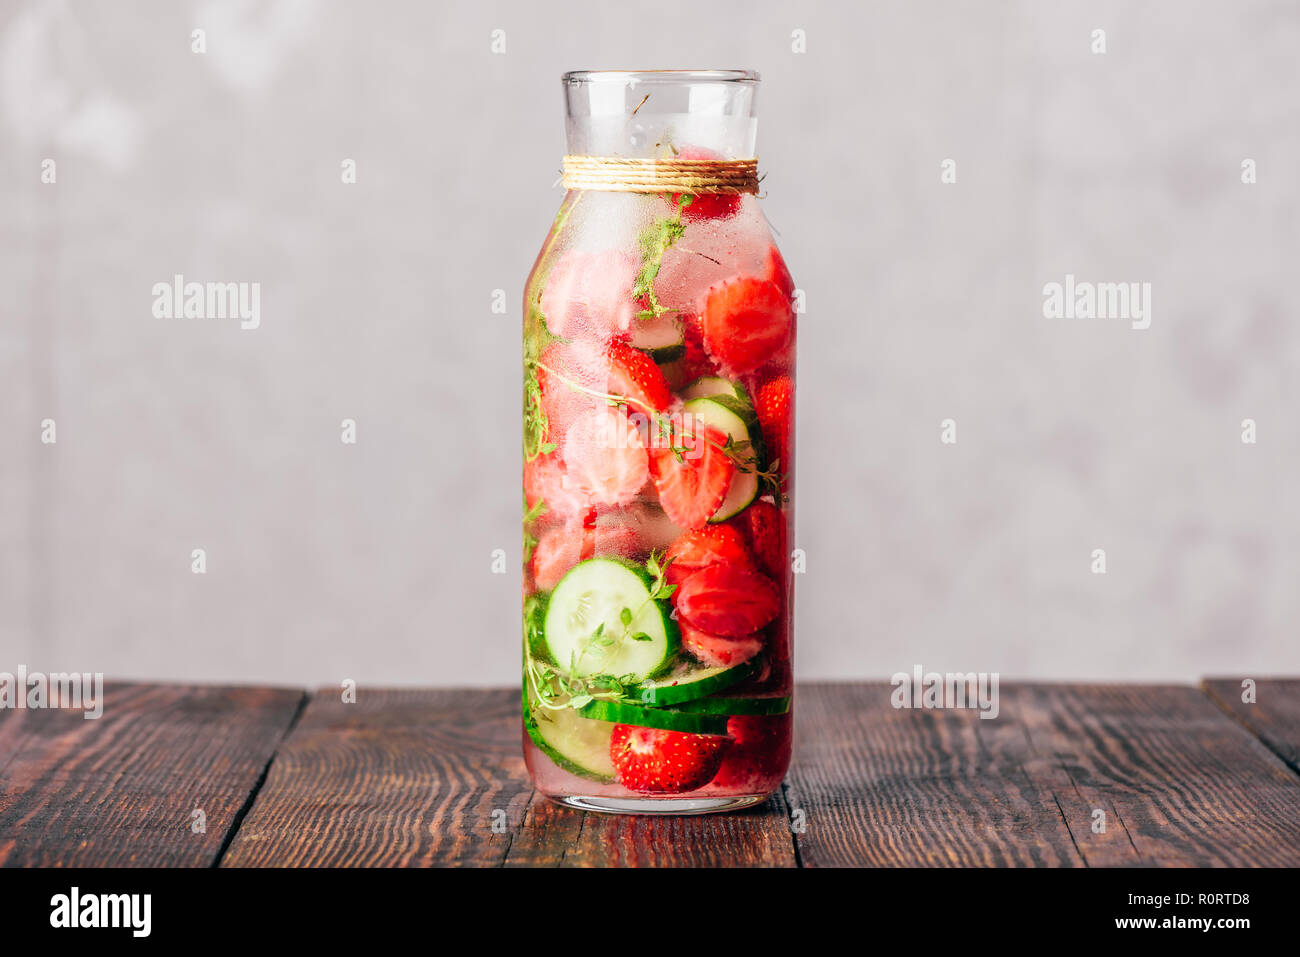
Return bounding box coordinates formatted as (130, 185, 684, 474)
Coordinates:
(1, 680, 1297, 867)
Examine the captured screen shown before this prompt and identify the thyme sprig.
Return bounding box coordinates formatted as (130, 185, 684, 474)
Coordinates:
(632, 195, 692, 320)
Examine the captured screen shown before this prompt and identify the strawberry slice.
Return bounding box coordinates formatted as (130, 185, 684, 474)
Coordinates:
(562, 408, 649, 507)
(671, 145, 742, 223)
(664, 525, 754, 585)
(764, 245, 795, 299)
(711, 714, 791, 790)
(681, 622, 764, 668)
(609, 725, 731, 793)
(607, 339, 672, 413)
(675, 563, 780, 637)
(535, 341, 606, 448)
(753, 375, 792, 486)
(680, 313, 719, 381)
(540, 248, 639, 343)
(731, 499, 787, 580)
(647, 416, 735, 530)
(531, 522, 643, 591)
(523, 452, 591, 520)
(531, 525, 582, 592)
(701, 277, 793, 375)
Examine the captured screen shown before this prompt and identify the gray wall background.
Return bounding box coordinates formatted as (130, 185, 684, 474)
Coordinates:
(3, 0, 1297, 687)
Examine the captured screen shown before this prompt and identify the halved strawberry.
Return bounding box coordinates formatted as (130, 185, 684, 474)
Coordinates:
(670, 145, 742, 223)
(607, 339, 672, 413)
(711, 714, 791, 790)
(531, 521, 644, 591)
(647, 416, 735, 530)
(523, 452, 590, 520)
(675, 563, 780, 637)
(701, 277, 793, 375)
(540, 248, 639, 343)
(664, 525, 754, 585)
(764, 245, 795, 299)
(732, 499, 786, 580)
(754, 376, 792, 485)
(680, 622, 764, 668)
(535, 341, 606, 449)
(609, 725, 731, 793)
(562, 408, 649, 507)
(531, 525, 582, 592)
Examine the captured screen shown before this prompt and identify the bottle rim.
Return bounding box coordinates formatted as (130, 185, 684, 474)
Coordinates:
(562, 69, 759, 86)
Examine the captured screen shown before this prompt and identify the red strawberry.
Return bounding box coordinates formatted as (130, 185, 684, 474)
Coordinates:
(609, 725, 731, 793)
(531, 525, 580, 592)
(680, 622, 764, 668)
(677, 314, 719, 384)
(754, 375, 792, 487)
(531, 521, 643, 591)
(663, 525, 754, 585)
(562, 408, 649, 507)
(732, 499, 786, 580)
(701, 277, 793, 375)
(675, 563, 780, 637)
(523, 452, 591, 520)
(606, 339, 672, 413)
(764, 245, 795, 299)
(540, 248, 639, 343)
(535, 342, 605, 448)
(671, 146, 742, 223)
(647, 416, 735, 529)
(711, 714, 791, 790)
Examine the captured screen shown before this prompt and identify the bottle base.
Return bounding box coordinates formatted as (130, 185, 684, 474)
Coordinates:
(549, 793, 770, 816)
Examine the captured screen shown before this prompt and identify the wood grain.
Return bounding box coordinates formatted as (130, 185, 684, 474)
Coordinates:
(1202, 678, 1300, 775)
(0, 682, 304, 867)
(10, 681, 1300, 868)
(221, 687, 532, 867)
(786, 682, 1300, 867)
(225, 686, 798, 867)
(1012, 684, 1300, 866)
(784, 682, 1082, 867)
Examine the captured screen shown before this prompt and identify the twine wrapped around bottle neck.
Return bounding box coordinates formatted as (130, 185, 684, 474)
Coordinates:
(561, 155, 759, 194)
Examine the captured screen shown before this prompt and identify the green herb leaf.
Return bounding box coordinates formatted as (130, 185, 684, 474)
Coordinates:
(631, 196, 690, 319)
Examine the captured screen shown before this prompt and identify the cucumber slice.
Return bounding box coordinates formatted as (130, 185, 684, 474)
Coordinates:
(673, 695, 792, 716)
(629, 313, 685, 363)
(542, 558, 678, 682)
(579, 698, 728, 735)
(630, 660, 758, 706)
(681, 376, 741, 400)
(682, 396, 766, 522)
(524, 684, 617, 782)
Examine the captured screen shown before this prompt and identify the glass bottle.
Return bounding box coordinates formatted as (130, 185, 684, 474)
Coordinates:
(522, 70, 795, 813)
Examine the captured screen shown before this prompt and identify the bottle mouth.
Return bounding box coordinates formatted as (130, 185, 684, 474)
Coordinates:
(563, 70, 760, 86)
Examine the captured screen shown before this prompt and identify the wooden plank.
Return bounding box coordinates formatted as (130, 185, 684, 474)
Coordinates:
(222, 687, 532, 867)
(1202, 677, 1300, 775)
(1012, 684, 1300, 866)
(0, 682, 305, 867)
(787, 682, 1300, 867)
(226, 686, 798, 867)
(785, 682, 1082, 867)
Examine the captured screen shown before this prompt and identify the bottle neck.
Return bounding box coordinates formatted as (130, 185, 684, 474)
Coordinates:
(563, 71, 759, 159)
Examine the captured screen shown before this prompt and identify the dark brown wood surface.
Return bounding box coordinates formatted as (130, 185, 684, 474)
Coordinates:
(0, 683, 305, 867)
(1202, 678, 1300, 775)
(3, 679, 1298, 867)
